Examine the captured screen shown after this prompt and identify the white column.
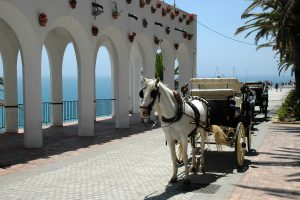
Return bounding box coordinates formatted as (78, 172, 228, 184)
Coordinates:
(49, 51, 63, 126)
(23, 44, 42, 148)
(114, 47, 130, 128)
(78, 48, 94, 136)
(3, 49, 18, 133)
(45, 35, 67, 127)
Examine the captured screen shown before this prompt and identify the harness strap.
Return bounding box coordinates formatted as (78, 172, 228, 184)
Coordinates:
(161, 90, 183, 123)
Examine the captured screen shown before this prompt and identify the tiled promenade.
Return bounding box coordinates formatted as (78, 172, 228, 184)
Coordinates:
(0, 87, 299, 200)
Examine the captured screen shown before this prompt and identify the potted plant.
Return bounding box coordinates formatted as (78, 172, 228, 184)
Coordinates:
(183, 32, 187, 38)
(156, 0, 162, 8)
(162, 7, 166, 16)
(175, 9, 180, 16)
(112, 11, 120, 19)
(146, 0, 151, 4)
(143, 19, 148, 28)
(151, 6, 156, 13)
(187, 34, 193, 40)
(128, 32, 136, 43)
(186, 14, 195, 25)
(170, 12, 176, 20)
(182, 13, 187, 19)
(126, 0, 132, 4)
(154, 36, 161, 45)
(91, 26, 99, 36)
(39, 13, 48, 27)
(179, 17, 183, 23)
(166, 6, 172, 13)
(174, 43, 179, 50)
(165, 26, 170, 34)
(140, 0, 146, 8)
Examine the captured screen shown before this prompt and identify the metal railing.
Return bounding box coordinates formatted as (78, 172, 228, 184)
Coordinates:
(95, 99, 114, 117)
(0, 105, 5, 129)
(63, 100, 78, 122)
(0, 99, 114, 129)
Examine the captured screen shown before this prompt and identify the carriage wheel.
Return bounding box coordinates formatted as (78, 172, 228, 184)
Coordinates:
(235, 122, 246, 168)
(175, 142, 183, 164)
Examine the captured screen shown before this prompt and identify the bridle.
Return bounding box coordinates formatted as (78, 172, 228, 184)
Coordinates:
(139, 85, 160, 115)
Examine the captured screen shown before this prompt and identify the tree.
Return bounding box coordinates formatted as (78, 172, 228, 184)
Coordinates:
(236, 0, 300, 98)
(155, 52, 164, 81)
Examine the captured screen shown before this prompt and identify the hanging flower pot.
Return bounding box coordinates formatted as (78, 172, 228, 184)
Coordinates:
(143, 19, 148, 28)
(186, 14, 195, 24)
(166, 6, 172, 13)
(175, 9, 180, 16)
(165, 26, 170, 34)
(140, 0, 146, 8)
(91, 26, 99, 36)
(187, 34, 193, 40)
(151, 6, 156, 13)
(170, 12, 176, 20)
(39, 13, 48, 27)
(162, 8, 166, 16)
(146, 0, 151, 4)
(154, 36, 161, 45)
(183, 32, 187, 38)
(69, 0, 77, 9)
(128, 32, 136, 43)
(156, 0, 162, 8)
(112, 11, 120, 19)
(174, 43, 179, 50)
(126, 0, 132, 4)
(182, 13, 187, 19)
(179, 17, 183, 23)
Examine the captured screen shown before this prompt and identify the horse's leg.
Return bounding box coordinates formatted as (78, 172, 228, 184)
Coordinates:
(168, 139, 178, 183)
(200, 129, 206, 174)
(181, 139, 191, 185)
(189, 138, 197, 173)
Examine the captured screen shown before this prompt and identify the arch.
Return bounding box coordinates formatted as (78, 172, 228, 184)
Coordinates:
(46, 16, 94, 136)
(0, 2, 42, 148)
(95, 26, 130, 128)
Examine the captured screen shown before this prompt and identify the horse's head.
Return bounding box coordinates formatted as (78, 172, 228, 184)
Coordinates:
(139, 78, 160, 118)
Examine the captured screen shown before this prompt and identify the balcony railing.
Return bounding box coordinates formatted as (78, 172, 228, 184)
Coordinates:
(0, 99, 114, 129)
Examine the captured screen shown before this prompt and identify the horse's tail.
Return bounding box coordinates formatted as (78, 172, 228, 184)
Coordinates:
(211, 125, 227, 151)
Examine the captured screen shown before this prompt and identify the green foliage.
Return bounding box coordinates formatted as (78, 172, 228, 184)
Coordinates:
(277, 90, 300, 121)
(155, 53, 164, 81)
(236, 0, 300, 75)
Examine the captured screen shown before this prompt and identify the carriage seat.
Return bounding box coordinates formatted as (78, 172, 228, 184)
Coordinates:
(190, 78, 244, 96)
(190, 89, 236, 100)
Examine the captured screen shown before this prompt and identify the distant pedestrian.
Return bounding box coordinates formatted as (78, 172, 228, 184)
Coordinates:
(181, 83, 189, 97)
(275, 83, 279, 92)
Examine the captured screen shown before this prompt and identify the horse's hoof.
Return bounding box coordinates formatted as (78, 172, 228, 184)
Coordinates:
(183, 178, 191, 185)
(200, 166, 205, 174)
(170, 177, 177, 183)
(189, 166, 197, 173)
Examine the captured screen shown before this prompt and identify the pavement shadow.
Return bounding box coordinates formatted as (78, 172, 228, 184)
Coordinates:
(144, 173, 224, 200)
(0, 114, 158, 169)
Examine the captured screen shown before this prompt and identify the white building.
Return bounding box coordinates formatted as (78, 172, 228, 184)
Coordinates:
(0, 0, 197, 148)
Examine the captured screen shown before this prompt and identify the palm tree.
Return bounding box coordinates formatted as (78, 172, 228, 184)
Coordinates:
(236, 0, 300, 98)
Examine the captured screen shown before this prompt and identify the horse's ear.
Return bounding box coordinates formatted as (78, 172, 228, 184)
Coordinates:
(155, 77, 160, 86)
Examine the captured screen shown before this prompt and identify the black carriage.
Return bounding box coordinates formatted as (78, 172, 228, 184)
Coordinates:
(179, 78, 255, 168)
(245, 81, 269, 120)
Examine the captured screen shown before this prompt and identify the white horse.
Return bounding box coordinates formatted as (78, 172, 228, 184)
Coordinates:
(139, 78, 227, 184)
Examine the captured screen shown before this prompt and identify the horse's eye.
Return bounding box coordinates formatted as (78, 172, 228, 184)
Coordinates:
(139, 90, 144, 98)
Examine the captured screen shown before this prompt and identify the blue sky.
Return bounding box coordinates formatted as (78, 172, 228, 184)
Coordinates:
(0, 0, 294, 81)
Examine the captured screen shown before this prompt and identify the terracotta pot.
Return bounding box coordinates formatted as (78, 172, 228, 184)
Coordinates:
(69, 0, 77, 9)
(143, 19, 148, 28)
(140, 0, 145, 8)
(39, 13, 48, 27)
(151, 6, 156, 13)
(91, 26, 99, 36)
(126, 0, 132, 4)
(174, 43, 179, 49)
(170, 12, 175, 20)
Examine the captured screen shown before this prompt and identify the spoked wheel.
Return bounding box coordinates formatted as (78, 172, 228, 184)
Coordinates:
(235, 122, 246, 168)
(175, 141, 183, 164)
